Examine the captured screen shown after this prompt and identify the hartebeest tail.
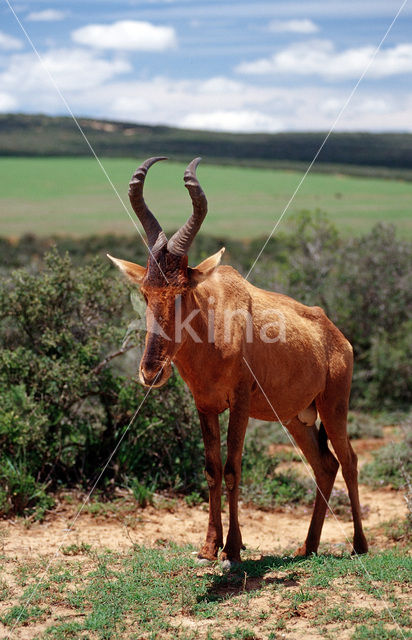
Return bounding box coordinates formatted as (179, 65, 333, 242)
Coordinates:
(109, 157, 368, 566)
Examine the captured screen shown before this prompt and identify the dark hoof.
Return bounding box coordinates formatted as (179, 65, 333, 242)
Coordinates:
(352, 535, 368, 555)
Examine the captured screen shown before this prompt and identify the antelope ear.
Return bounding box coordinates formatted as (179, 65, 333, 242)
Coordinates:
(107, 254, 146, 284)
(188, 247, 225, 285)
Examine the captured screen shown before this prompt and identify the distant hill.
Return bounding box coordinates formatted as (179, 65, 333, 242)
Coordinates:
(1, 113, 412, 178)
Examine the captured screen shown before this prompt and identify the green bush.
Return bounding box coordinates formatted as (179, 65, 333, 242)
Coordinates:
(0, 458, 54, 518)
(346, 412, 384, 439)
(131, 480, 155, 508)
(0, 249, 203, 515)
(362, 322, 412, 408)
(185, 491, 204, 507)
(360, 431, 412, 489)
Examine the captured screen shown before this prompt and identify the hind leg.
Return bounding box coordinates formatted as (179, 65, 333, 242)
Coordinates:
(317, 394, 368, 554)
(286, 418, 339, 555)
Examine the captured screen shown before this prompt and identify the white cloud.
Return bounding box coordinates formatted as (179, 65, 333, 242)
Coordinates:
(351, 98, 390, 114)
(0, 49, 131, 93)
(72, 20, 177, 52)
(72, 78, 412, 133)
(101, 76, 288, 129)
(268, 19, 319, 34)
(0, 31, 23, 51)
(27, 9, 67, 21)
(197, 76, 246, 94)
(180, 110, 283, 133)
(0, 92, 17, 111)
(236, 40, 412, 79)
(1, 45, 411, 133)
(320, 96, 390, 118)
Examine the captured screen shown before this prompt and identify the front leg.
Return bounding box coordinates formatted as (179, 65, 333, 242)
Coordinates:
(198, 411, 223, 561)
(221, 386, 250, 565)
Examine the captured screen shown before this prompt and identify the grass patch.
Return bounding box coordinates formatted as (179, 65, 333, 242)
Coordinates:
(0, 546, 410, 639)
(61, 542, 92, 556)
(382, 519, 411, 543)
(222, 629, 257, 639)
(352, 622, 412, 639)
(130, 479, 155, 508)
(1, 157, 412, 238)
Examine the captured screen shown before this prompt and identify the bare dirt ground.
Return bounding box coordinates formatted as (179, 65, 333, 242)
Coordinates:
(1, 430, 406, 560)
(0, 482, 406, 561)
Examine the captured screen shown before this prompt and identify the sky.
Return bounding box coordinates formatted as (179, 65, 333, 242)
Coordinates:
(0, 0, 412, 133)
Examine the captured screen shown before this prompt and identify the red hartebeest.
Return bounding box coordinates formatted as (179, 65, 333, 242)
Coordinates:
(108, 157, 368, 566)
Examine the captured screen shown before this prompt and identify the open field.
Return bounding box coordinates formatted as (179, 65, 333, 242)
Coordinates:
(0, 429, 410, 640)
(0, 157, 412, 239)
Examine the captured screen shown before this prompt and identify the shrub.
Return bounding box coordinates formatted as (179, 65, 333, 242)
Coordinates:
(330, 225, 412, 409)
(276, 210, 341, 314)
(362, 322, 412, 409)
(185, 491, 204, 507)
(333, 224, 411, 352)
(360, 430, 412, 489)
(117, 372, 205, 493)
(346, 412, 384, 439)
(0, 249, 202, 515)
(131, 480, 155, 508)
(0, 458, 54, 518)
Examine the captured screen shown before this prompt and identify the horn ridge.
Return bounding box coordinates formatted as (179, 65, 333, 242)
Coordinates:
(167, 157, 208, 256)
(129, 156, 168, 251)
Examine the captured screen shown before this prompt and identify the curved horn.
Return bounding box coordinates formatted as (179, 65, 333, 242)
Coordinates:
(167, 157, 208, 256)
(129, 156, 168, 251)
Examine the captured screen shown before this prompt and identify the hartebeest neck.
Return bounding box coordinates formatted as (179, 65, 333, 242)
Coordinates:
(172, 265, 251, 362)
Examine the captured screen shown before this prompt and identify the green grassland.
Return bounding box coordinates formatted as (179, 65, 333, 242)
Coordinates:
(0, 156, 411, 239)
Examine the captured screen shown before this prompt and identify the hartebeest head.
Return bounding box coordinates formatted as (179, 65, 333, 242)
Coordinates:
(108, 157, 224, 388)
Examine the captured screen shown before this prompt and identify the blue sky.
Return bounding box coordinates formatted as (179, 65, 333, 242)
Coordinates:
(0, 0, 411, 132)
